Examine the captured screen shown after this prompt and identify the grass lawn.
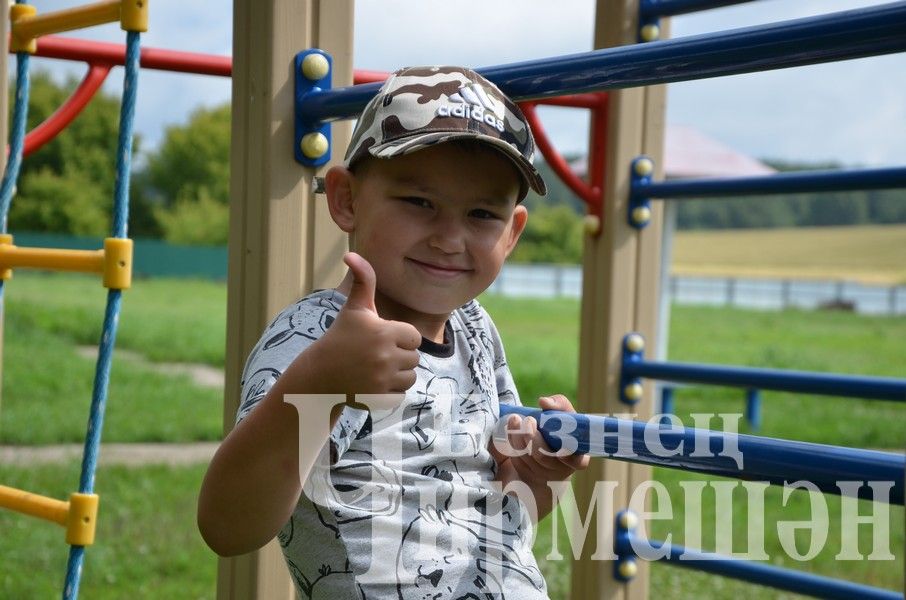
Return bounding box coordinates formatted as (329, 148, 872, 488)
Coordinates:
(0, 273, 903, 598)
(0, 462, 215, 599)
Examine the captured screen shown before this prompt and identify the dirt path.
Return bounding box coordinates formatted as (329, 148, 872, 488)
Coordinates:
(0, 442, 219, 467)
(76, 346, 224, 389)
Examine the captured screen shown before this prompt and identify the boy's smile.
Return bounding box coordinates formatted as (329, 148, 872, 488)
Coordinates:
(328, 142, 528, 342)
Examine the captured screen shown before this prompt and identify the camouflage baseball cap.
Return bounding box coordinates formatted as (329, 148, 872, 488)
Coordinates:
(344, 66, 547, 199)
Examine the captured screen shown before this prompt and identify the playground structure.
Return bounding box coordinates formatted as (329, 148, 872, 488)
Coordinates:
(0, 1, 146, 598)
(0, 1, 904, 599)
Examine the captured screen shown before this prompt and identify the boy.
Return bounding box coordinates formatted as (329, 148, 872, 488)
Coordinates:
(198, 66, 588, 599)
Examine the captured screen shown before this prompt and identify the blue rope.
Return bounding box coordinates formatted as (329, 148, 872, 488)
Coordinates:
(0, 52, 30, 232)
(62, 30, 141, 600)
(0, 50, 32, 305)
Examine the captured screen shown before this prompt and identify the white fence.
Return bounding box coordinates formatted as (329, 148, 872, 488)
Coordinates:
(488, 263, 905, 315)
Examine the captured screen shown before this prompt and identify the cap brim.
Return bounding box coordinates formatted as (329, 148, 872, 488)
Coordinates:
(367, 131, 547, 199)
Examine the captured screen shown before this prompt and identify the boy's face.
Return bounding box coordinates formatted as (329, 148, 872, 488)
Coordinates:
(335, 143, 527, 323)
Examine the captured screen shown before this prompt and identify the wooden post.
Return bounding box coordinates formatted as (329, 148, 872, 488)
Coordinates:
(570, 1, 667, 599)
(0, 0, 9, 422)
(220, 1, 353, 598)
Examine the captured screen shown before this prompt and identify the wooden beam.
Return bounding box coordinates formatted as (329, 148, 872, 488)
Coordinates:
(220, 1, 353, 598)
(570, 2, 667, 599)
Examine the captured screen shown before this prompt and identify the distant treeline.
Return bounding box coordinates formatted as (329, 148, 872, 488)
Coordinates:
(523, 159, 906, 231)
(672, 160, 906, 230)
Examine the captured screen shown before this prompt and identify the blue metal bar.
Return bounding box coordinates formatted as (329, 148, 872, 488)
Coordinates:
(498, 405, 905, 504)
(635, 166, 906, 200)
(624, 359, 906, 402)
(640, 0, 758, 18)
(625, 537, 902, 600)
(296, 2, 906, 123)
(745, 388, 761, 432)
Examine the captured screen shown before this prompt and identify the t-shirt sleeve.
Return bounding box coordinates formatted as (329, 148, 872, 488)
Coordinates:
(479, 305, 522, 408)
(236, 293, 369, 462)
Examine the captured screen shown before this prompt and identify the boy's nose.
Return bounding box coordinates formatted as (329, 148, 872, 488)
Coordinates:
(428, 219, 467, 254)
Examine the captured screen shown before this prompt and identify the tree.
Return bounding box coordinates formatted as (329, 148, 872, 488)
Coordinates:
(142, 104, 230, 244)
(7, 71, 151, 235)
(510, 204, 583, 264)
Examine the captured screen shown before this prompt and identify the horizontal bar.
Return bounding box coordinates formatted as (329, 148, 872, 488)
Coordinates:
(636, 166, 906, 199)
(640, 0, 757, 18)
(13, 0, 120, 41)
(0, 484, 68, 526)
(624, 359, 906, 401)
(639, 538, 902, 600)
(499, 405, 905, 504)
(33, 36, 234, 77)
(297, 2, 906, 122)
(0, 244, 104, 274)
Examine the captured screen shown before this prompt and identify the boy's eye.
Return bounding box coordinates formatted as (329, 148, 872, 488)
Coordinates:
(470, 208, 501, 220)
(399, 196, 432, 209)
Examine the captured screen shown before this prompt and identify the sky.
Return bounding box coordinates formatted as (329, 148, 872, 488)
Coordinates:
(19, 0, 906, 168)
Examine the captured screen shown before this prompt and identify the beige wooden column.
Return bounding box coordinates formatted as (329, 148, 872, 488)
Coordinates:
(570, 1, 668, 599)
(219, 1, 353, 598)
(0, 0, 9, 420)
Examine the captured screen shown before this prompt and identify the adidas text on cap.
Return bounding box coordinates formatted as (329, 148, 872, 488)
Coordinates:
(344, 66, 547, 199)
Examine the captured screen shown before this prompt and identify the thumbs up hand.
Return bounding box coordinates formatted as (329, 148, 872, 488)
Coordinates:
(308, 252, 422, 399)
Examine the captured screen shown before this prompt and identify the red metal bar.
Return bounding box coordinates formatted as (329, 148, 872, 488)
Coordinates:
(33, 35, 232, 76)
(17, 36, 609, 217)
(22, 63, 111, 157)
(521, 102, 598, 206)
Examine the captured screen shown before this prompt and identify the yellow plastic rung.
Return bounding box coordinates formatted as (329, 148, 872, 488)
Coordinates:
(10, 0, 134, 51)
(0, 486, 100, 546)
(0, 235, 133, 289)
(65, 492, 100, 546)
(9, 3, 38, 53)
(0, 484, 69, 526)
(118, 0, 148, 33)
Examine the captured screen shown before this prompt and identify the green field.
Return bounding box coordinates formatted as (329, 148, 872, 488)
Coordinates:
(0, 272, 903, 598)
(673, 224, 906, 284)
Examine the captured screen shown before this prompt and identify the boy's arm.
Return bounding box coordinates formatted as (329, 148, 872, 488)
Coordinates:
(197, 253, 421, 556)
(489, 395, 590, 521)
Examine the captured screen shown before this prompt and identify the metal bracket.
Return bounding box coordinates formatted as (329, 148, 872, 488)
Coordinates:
(628, 156, 654, 229)
(614, 510, 639, 582)
(620, 333, 646, 404)
(294, 49, 333, 168)
(637, 1, 662, 43)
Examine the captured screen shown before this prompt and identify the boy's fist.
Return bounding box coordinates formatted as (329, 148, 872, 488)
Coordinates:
(317, 253, 422, 396)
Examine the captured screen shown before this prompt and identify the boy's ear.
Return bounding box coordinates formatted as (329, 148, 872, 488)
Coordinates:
(324, 165, 356, 233)
(504, 205, 528, 256)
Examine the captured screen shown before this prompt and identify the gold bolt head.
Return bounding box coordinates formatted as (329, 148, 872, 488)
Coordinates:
(300, 132, 329, 159)
(625, 333, 645, 353)
(583, 214, 601, 235)
(618, 559, 638, 579)
(640, 23, 661, 42)
(619, 511, 639, 530)
(624, 382, 644, 401)
(301, 53, 330, 81)
(634, 157, 654, 177)
(632, 206, 652, 226)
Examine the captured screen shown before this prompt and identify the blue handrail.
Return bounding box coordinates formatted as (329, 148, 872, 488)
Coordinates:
(633, 166, 906, 200)
(640, 0, 758, 18)
(620, 537, 902, 600)
(498, 405, 905, 505)
(623, 359, 906, 402)
(296, 1, 906, 123)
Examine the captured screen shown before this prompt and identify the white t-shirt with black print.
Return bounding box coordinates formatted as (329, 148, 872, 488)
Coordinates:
(237, 290, 548, 600)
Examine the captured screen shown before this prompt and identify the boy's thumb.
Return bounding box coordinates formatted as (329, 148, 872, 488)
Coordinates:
(343, 252, 378, 313)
